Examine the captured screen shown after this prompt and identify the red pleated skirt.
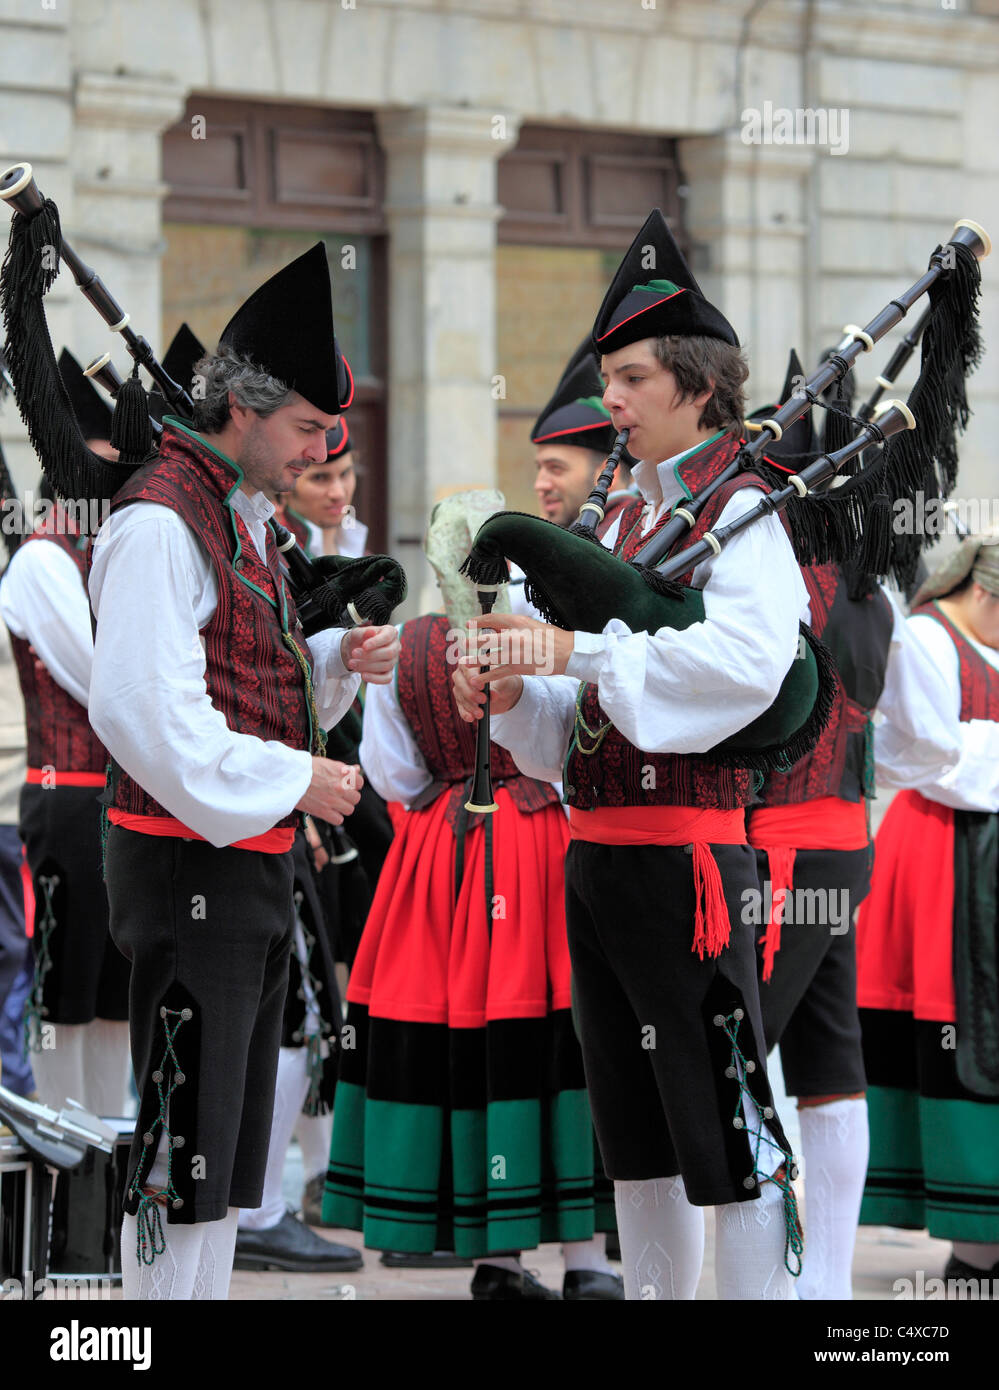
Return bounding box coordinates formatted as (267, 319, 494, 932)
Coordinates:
(347, 787, 572, 1027)
(855, 789, 956, 1022)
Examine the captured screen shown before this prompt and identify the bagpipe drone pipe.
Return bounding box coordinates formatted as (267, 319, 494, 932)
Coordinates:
(0, 161, 406, 635)
(461, 216, 989, 789)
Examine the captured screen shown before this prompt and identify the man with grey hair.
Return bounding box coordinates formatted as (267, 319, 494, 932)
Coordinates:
(88, 243, 400, 1300)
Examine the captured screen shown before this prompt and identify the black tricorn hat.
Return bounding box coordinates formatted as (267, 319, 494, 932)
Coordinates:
(531, 339, 616, 455)
(149, 322, 207, 424)
(219, 243, 342, 415)
(58, 349, 113, 442)
(325, 417, 351, 460)
(746, 350, 817, 471)
(163, 322, 206, 397)
(592, 209, 738, 355)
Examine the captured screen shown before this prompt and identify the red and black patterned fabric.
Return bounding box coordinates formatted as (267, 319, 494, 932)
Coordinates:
(280, 508, 312, 552)
(565, 433, 770, 811)
(913, 602, 999, 722)
(396, 614, 559, 826)
(105, 423, 314, 828)
(8, 513, 106, 774)
(761, 565, 893, 806)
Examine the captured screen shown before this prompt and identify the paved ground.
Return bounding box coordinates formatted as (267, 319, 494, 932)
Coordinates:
(224, 1215, 949, 1302)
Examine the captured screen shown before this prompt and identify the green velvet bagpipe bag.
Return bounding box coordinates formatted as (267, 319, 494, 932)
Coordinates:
(462, 511, 835, 773)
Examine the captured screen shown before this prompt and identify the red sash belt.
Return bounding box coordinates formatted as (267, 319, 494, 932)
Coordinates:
(568, 805, 745, 960)
(746, 797, 869, 852)
(26, 767, 106, 787)
(107, 809, 295, 854)
(746, 797, 870, 981)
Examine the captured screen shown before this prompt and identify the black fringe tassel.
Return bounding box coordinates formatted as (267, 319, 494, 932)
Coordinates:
(521, 572, 568, 629)
(459, 549, 510, 590)
(110, 366, 153, 464)
(0, 200, 138, 508)
(752, 242, 983, 592)
(633, 564, 685, 600)
(0, 434, 21, 558)
(566, 519, 610, 546)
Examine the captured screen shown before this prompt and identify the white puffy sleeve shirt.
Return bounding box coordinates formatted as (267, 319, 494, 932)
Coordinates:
(358, 648, 434, 809)
(873, 607, 999, 812)
(0, 535, 94, 707)
(491, 450, 809, 784)
(88, 490, 360, 847)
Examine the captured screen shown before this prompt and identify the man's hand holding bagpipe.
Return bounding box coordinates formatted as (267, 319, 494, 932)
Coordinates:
(452, 612, 574, 723)
(340, 624, 401, 684)
(297, 760, 363, 826)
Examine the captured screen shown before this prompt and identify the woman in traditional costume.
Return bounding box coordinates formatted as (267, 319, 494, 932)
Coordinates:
(322, 490, 620, 1300)
(857, 533, 999, 1286)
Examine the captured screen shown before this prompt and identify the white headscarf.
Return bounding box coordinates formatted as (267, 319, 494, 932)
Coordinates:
(425, 489, 511, 632)
(912, 532, 999, 606)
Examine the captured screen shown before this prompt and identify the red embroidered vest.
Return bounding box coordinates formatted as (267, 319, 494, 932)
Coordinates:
(396, 614, 559, 826)
(7, 511, 107, 774)
(914, 602, 999, 722)
(103, 423, 315, 828)
(760, 564, 893, 805)
(564, 433, 771, 811)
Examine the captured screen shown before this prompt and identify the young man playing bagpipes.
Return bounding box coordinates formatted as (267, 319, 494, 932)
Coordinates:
(453, 211, 809, 1300)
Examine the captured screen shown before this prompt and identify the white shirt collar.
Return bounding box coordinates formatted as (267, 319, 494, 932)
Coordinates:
(233, 489, 275, 524)
(231, 489, 275, 563)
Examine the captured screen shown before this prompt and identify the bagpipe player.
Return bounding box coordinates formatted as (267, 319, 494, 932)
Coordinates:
(453, 210, 810, 1300)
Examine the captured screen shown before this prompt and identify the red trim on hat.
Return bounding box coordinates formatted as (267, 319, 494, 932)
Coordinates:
(340, 354, 355, 410)
(596, 288, 685, 344)
(533, 420, 612, 443)
(327, 418, 351, 458)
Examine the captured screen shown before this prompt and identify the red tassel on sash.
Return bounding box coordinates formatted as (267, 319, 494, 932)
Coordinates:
(691, 841, 731, 960)
(761, 846, 797, 981)
(569, 807, 745, 958)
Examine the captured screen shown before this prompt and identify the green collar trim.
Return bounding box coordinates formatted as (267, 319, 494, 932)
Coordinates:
(164, 416, 286, 624)
(163, 416, 245, 490)
(670, 430, 726, 503)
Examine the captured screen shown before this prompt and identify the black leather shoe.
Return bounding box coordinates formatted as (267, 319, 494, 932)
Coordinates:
(234, 1210, 363, 1272)
(944, 1251, 999, 1294)
(380, 1250, 474, 1269)
(563, 1269, 624, 1300)
(470, 1264, 560, 1300)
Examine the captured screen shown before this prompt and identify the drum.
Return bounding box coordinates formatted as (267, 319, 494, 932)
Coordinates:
(47, 1118, 133, 1280)
(0, 1131, 52, 1290)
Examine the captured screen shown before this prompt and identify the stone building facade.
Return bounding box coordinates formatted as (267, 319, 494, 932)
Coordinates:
(1, 0, 997, 607)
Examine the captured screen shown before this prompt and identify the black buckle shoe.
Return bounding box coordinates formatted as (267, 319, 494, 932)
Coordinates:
(470, 1264, 561, 1300)
(563, 1269, 625, 1300)
(234, 1209, 363, 1273)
